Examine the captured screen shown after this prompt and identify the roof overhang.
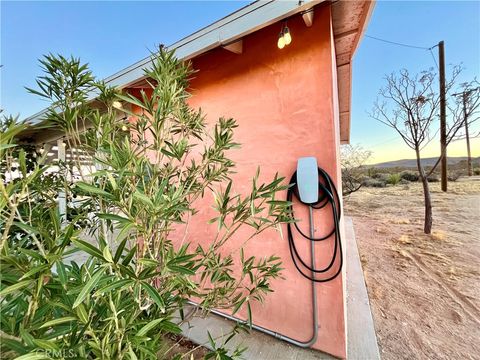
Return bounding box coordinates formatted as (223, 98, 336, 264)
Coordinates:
(23, 0, 323, 127)
(21, 0, 375, 144)
(332, 0, 376, 143)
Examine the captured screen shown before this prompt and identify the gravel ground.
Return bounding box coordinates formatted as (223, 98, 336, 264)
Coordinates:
(344, 177, 480, 360)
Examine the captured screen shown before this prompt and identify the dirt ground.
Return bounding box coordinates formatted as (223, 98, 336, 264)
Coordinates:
(344, 176, 480, 360)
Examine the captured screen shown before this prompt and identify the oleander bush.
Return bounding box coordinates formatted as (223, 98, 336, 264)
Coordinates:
(0, 50, 290, 359)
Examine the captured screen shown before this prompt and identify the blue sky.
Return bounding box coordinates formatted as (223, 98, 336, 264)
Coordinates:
(1, 1, 479, 162)
(351, 1, 480, 162)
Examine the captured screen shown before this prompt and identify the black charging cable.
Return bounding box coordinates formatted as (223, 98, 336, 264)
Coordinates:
(287, 167, 343, 282)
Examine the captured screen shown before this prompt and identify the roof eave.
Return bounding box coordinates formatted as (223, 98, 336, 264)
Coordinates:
(23, 0, 323, 126)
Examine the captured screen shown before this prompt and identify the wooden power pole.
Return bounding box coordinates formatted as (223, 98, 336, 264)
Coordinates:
(439, 41, 447, 192)
(462, 92, 473, 176)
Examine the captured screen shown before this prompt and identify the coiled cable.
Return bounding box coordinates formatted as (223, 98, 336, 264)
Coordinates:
(287, 167, 343, 282)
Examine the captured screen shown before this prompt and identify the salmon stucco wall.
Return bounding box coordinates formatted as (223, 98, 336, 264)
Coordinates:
(130, 4, 346, 358)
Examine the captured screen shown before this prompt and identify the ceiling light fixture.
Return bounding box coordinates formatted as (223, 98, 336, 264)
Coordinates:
(277, 22, 292, 49)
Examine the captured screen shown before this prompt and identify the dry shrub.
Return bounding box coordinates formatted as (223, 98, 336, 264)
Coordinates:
(400, 170, 419, 182)
(430, 230, 447, 241)
(397, 234, 413, 244)
(448, 266, 457, 278)
(360, 254, 368, 266)
(376, 227, 388, 234)
(392, 218, 411, 224)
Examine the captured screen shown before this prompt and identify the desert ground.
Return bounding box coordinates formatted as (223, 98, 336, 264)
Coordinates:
(344, 177, 480, 359)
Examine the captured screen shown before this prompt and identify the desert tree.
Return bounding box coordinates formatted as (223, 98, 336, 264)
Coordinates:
(370, 67, 462, 234)
(340, 144, 371, 197)
(451, 80, 480, 176)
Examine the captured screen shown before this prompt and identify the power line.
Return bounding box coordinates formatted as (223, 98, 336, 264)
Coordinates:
(365, 35, 431, 50)
(368, 136, 404, 149)
(365, 34, 440, 72)
(429, 48, 439, 70)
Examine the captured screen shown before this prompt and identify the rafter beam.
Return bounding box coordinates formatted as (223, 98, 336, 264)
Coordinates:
(222, 39, 243, 54)
(302, 9, 314, 27)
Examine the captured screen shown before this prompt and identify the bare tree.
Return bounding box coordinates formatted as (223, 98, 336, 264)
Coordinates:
(341, 144, 371, 197)
(451, 80, 480, 176)
(370, 68, 462, 234)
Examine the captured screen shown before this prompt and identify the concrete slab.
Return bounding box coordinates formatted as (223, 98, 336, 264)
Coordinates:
(179, 310, 336, 360)
(178, 217, 380, 360)
(345, 217, 381, 360)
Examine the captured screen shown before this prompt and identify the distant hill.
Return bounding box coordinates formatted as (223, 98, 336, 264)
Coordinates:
(371, 156, 480, 169)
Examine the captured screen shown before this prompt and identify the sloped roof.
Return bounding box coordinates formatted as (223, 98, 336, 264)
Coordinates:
(22, 0, 374, 143)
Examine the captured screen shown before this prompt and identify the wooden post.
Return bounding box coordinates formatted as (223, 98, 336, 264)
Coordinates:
(439, 41, 447, 192)
(463, 92, 473, 176)
(57, 138, 67, 226)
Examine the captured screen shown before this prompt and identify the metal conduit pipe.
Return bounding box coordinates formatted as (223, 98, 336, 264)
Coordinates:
(186, 204, 319, 348)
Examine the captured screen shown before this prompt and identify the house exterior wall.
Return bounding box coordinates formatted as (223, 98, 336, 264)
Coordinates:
(130, 3, 345, 357)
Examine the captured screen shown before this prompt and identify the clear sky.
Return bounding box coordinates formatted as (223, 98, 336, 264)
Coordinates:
(1, 1, 479, 163)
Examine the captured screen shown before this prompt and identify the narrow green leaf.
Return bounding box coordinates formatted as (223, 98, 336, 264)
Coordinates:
(114, 235, 128, 263)
(96, 213, 130, 224)
(39, 317, 77, 329)
(122, 245, 137, 266)
(72, 268, 106, 308)
(12, 222, 39, 235)
(14, 353, 52, 360)
(136, 318, 163, 337)
(167, 264, 195, 276)
(232, 298, 246, 315)
(76, 304, 89, 324)
(159, 320, 182, 334)
(0, 338, 27, 354)
(72, 239, 103, 259)
(95, 279, 132, 295)
(19, 264, 50, 281)
(141, 283, 165, 311)
(102, 247, 113, 263)
(128, 346, 138, 360)
(133, 190, 154, 208)
(32, 338, 59, 351)
(76, 182, 113, 199)
(56, 262, 67, 286)
(247, 302, 252, 328)
(0, 143, 17, 151)
(0, 280, 31, 296)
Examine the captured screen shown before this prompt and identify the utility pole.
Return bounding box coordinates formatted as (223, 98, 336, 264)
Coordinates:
(438, 41, 447, 192)
(462, 92, 473, 176)
(452, 87, 479, 176)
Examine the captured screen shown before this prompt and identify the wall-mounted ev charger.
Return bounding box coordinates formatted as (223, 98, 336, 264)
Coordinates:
(296, 157, 319, 204)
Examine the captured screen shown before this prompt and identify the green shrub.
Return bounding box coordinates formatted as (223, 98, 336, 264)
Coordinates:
(400, 170, 419, 182)
(387, 173, 401, 185)
(362, 177, 387, 188)
(0, 51, 289, 359)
